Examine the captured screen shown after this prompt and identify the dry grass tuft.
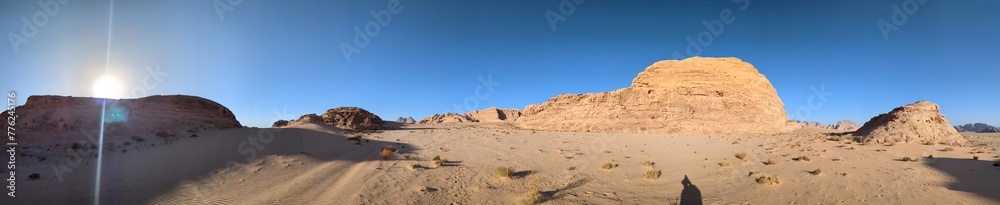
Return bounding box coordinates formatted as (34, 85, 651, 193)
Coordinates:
(409, 163, 422, 169)
(516, 178, 544, 205)
(808, 169, 821, 176)
(735, 152, 748, 161)
(793, 156, 811, 162)
(601, 162, 618, 170)
(640, 160, 655, 167)
(496, 166, 515, 178)
(763, 159, 777, 165)
(756, 175, 781, 186)
(379, 146, 397, 160)
(718, 161, 731, 168)
(643, 169, 661, 180)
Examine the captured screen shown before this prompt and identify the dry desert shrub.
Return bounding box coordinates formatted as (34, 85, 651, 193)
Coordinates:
(409, 163, 422, 169)
(640, 160, 655, 167)
(808, 169, 821, 176)
(495, 166, 515, 178)
(756, 175, 780, 186)
(793, 156, 811, 162)
(735, 152, 748, 161)
(973, 156, 979, 160)
(763, 159, 777, 165)
(718, 161, 731, 168)
(943, 147, 956, 152)
(901, 157, 919, 162)
(380, 146, 397, 160)
(643, 169, 662, 180)
(516, 178, 544, 205)
(601, 162, 618, 170)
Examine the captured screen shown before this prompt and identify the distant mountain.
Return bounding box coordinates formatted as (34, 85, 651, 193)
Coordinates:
(788, 120, 860, 131)
(953, 123, 998, 133)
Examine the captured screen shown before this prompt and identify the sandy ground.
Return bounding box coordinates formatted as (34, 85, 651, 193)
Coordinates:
(9, 123, 1000, 204)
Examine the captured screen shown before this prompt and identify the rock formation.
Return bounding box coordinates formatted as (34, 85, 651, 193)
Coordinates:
(0, 95, 242, 145)
(417, 112, 477, 124)
(515, 57, 788, 134)
(395, 116, 417, 124)
(273, 107, 384, 130)
(953, 123, 998, 133)
(417, 107, 522, 124)
(853, 101, 969, 146)
(978, 126, 999, 133)
(789, 120, 860, 131)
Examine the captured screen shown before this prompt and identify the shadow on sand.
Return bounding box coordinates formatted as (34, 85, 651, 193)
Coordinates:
(15, 126, 419, 204)
(679, 175, 703, 205)
(925, 157, 1000, 202)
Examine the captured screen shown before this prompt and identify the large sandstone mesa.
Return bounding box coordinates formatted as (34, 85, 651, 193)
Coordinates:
(853, 101, 970, 146)
(274, 107, 383, 130)
(953, 123, 998, 133)
(0, 95, 242, 145)
(515, 57, 788, 134)
(417, 107, 522, 124)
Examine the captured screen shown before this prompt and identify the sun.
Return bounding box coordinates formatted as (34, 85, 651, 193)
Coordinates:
(92, 75, 123, 99)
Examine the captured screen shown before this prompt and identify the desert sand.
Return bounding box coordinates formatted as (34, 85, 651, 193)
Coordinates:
(8, 123, 999, 204)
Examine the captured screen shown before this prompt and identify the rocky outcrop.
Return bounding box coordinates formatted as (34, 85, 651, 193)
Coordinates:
(417, 107, 523, 124)
(853, 101, 969, 146)
(320, 107, 383, 130)
(395, 116, 416, 124)
(978, 126, 999, 133)
(953, 123, 998, 133)
(464, 107, 522, 122)
(826, 120, 860, 131)
(273, 107, 383, 130)
(0, 95, 242, 145)
(790, 120, 860, 131)
(418, 112, 477, 124)
(515, 57, 788, 134)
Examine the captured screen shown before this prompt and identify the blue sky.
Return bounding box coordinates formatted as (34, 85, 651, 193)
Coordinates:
(1, 0, 997, 128)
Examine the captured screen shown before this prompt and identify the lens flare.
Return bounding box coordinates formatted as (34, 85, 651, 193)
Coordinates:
(92, 75, 122, 99)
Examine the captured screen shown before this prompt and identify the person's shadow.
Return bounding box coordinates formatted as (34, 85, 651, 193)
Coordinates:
(680, 175, 703, 205)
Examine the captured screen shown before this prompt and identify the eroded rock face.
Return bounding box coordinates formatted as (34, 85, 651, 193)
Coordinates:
(417, 107, 522, 124)
(853, 101, 969, 146)
(0, 95, 242, 145)
(285, 114, 325, 127)
(515, 57, 788, 134)
(320, 107, 384, 130)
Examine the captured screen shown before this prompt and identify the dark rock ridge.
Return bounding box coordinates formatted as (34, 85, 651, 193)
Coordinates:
(273, 107, 384, 130)
(0, 95, 242, 145)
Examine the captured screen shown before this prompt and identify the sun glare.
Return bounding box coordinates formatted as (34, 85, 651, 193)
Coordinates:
(93, 75, 123, 99)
